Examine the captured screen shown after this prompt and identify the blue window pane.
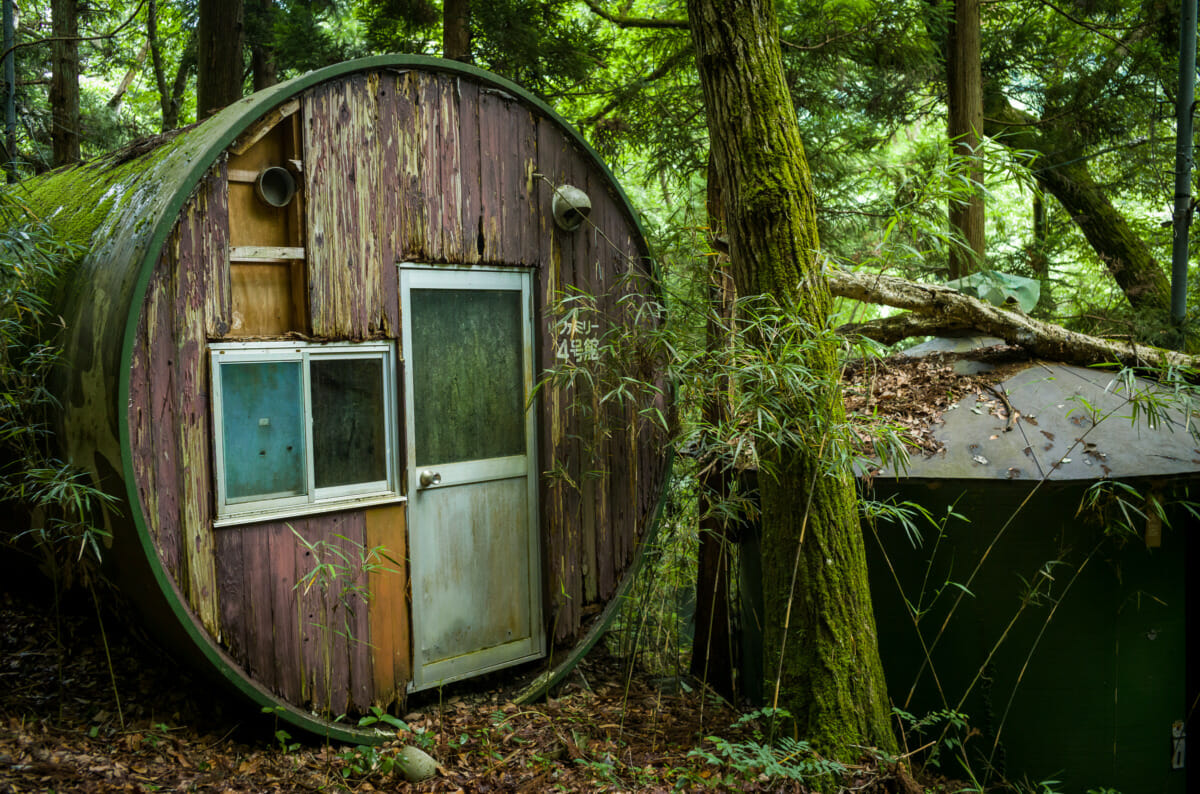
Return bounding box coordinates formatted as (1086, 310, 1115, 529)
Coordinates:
(220, 361, 306, 501)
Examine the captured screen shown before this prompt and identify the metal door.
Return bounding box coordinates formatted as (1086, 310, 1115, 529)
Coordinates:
(400, 266, 543, 690)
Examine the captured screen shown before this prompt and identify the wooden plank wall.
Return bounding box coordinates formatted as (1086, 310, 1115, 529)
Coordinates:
(213, 514, 378, 715)
(128, 166, 229, 636)
(128, 68, 668, 714)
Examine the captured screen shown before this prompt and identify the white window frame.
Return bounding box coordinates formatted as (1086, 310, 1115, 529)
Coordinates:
(210, 340, 403, 527)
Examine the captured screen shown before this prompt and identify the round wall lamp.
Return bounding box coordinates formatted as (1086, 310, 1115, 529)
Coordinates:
(552, 185, 591, 232)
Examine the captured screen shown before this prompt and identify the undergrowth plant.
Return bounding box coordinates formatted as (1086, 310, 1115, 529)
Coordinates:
(688, 707, 847, 787)
(291, 527, 398, 715)
(0, 188, 122, 722)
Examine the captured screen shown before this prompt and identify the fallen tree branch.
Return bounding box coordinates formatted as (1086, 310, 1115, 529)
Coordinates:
(836, 313, 973, 345)
(827, 268, 1198, 371)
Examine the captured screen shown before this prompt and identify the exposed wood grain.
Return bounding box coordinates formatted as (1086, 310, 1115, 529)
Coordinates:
(366, 504, 411, 706)
(537, 118, 586, 641)
(145, 245, 182, 583)
(268, 522, 303, 705)
(229, 98, 300, 155)
(205, 160, 233, 338)
(174, 174, 222, 635)
(230, 245, 306, 261)
(292, 513, 368, 714)
(457, 80, 482, 266)
(242, 524, 277, 691)
(304, 74, 387, 338)
(214, 527, 246, 662)
(422, 74, 464, 261)
(120, 67, 666, 721)
(230, 262, 301, 335)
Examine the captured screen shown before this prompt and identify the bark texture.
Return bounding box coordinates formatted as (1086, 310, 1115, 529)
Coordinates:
(985, 94, 1170, 312)
(946, 0, 983, 277)
(248, 0, 277, 91)
(686, 0, 896, 757)
(197, 0, 245, 117)
(691, 159, 735, 699)
(829, 268, 1196, 369)
(50, 0, 80, 166)
(444, 0, 472, 61)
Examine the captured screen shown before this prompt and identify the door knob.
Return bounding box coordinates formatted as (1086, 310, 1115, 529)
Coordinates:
(418, 470, 442, 489)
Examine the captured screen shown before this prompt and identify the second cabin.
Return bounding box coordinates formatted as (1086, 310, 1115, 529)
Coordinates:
(23, 55, 671, 741)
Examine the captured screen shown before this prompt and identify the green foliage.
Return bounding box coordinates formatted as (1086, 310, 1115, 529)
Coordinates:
(892, 706, 973, 773)
(338, 743, 402, 780)
(357, 704, 408, 731)
(0, 189, 116, 586)
(688, 708, 847, 786)
(946, 270, 1041, 312)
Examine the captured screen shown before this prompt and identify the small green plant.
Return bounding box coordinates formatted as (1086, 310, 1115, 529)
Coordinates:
(274, 728, 300, 753)
(893, 706, 973, 772)
(339, 744, 401, 780)
(357, 705, 407, 732)
(688, 708, 847, 785)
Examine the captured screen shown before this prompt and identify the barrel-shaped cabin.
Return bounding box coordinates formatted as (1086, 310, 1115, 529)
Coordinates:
(23, 56, 670, 741)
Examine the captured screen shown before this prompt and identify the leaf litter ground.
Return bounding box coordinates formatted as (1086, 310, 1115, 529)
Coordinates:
(0, 582, 943, 792)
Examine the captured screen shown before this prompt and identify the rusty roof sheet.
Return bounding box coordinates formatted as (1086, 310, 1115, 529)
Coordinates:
(870, 359, 1200, 482)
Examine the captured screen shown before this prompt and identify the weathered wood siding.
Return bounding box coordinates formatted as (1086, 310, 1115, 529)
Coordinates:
(127, 67, 666, 712)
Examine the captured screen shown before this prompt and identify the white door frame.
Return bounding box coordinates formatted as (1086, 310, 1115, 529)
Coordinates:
(400, 264, 543, 691)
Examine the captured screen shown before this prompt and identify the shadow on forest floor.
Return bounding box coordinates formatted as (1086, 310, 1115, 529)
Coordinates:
(0, 580, 948, 793)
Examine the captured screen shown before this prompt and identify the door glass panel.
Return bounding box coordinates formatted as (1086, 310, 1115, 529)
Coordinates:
(311, 357, 388, 488)
(220, 360, 306, 501)
(410, 288, 525, 465)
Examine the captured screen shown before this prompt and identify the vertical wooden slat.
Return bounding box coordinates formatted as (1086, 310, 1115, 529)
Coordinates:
(214, 527, 246, 662)
(458, 79, 482, 265)
(346, 512, 373, 713)
(304, 74, 386, 338)
(145, 260, 182, 581)
(366, 504, 411, 705)
(242, 524, 277, 692)
(293, 513, 368, 715)
(537, 117, 591, 640)
(174, 172, 224, 635)
(204, 158, 233, 337)
(266, 522, 302, 705)
(478, 92, 539, 264)
(422, 74, 464, 262)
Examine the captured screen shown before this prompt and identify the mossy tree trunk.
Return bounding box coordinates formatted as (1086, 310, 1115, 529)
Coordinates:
(685, 0, 897, 759)
(985, 94, 1170, 313)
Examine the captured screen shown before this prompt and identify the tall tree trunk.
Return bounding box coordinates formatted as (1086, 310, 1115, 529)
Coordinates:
(248, 0, 277, 91)
(691, 156, 736, 699)
(50, 0, 80, 167)
(986, 94, 1170, 312)
(946, 0, 984, 277)
(148, 0, 174, 131)
(443, 0, 471, 62)
(165, 32, 198, 131)
(686, 0, 896, 758)
(197, 0, 244, 117)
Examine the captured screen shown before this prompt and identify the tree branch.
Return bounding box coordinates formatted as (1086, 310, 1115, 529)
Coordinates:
(836, 312, 973, 344)
(582, 0, 689, 29)
(0, 0, 145, 61)
(578, 48, 690, 126)
(828, 268, 1197, 370)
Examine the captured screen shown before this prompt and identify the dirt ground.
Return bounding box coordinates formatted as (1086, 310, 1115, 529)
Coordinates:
(0, 578, 946, 793)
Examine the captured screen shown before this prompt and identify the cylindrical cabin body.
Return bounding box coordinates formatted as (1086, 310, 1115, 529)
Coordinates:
(23, 57, 669, 741)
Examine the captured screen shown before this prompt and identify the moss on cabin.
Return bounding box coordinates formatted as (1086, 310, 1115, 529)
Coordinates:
(19, 130, 199, 254)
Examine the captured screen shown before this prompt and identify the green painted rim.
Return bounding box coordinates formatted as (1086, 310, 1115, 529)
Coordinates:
(111, 55, 661, 743)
